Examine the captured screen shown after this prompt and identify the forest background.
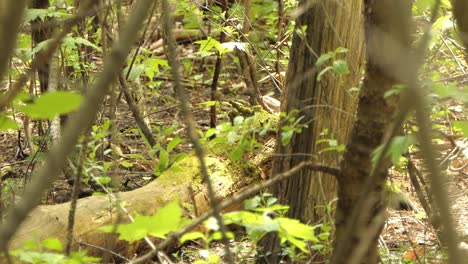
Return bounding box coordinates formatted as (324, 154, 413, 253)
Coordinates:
(0, 0, 467, 263)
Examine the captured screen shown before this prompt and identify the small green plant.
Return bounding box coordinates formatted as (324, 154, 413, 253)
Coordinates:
(149, 126, 187, 176)
(280, 109, 308, 146)
(316, 129, 346, 154)
(203, 112, 275, 161)
(80, 120, 115, 193)
(315, 47, 350, 81)
(181, 193, 330, 262)
(10, 238, 100, 264)
(100, 201, 190, 243)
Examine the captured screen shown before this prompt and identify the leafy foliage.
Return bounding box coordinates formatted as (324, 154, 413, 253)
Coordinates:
(15, 91, 82, 120)
(100, 201, 190, 242)
(11, 239, 100, 264)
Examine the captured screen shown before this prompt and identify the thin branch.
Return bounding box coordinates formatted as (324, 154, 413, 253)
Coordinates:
(161, 0, 234, 262)
(78, 241, 130, 262)
(65, 134, 90, 255)
(118, 73, 157, 147)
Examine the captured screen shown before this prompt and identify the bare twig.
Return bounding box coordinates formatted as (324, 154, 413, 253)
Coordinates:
(78, 241, 130, 262)
(65, 134, 90, 255)
(118, 73, 157, 147)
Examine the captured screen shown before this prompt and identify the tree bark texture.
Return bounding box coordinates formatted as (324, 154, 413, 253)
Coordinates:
(453, 0, 468, 63)
(258, 0, 365, 262)
(330, 1, 412, 263)
(30, 0, 51, 93)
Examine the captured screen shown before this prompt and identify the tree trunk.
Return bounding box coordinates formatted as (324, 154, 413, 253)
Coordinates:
(453, 0, 468, 63)
(258, 0, 364, 262)
(330, 1, 412, 263)
(30, 0, 51, 94)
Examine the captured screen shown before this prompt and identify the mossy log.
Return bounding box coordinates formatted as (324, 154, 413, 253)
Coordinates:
(10, 150, 257, 255)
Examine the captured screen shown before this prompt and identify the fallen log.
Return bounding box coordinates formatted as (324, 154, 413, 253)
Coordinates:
(11, 148, 258, 256)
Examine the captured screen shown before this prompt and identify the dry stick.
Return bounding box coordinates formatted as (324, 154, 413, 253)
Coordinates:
(161, 1, 235, 263)
(0, 0, 26, 82)
(78, 241, 130, 262)
(118, 73, 157, 147)
(275, 0, 285, 87)
(209, 0, 228, 128)
(65, 134, 90, 256)
(237, 0, 265, 108)
(0, 0, 153, 250)
(0, 2, 98, 112)
(410, 78, 463, 263)
(128, 161, 340, 264)
(407, 158, 433, 218)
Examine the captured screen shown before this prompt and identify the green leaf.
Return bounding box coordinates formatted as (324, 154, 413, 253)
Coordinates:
(158, 149, 169, 171)
(42, 238, 63, 252)
(334, 47, 348, 54)
(125, 64, 145, 81)
(230, 145, 245, 161)
(433, 15, 453, 33)
(180, 232, 206, 244)
(120, 161, 133, 168)
(317, 66, 333, 81)
(95, 176, 111, 185)
(315, 52, 333, 67)
(167, 136, 184, 152)
(431, 83, 458, 98)
(453, 121, 468, 136)
(17, 91, 82, 119)
(31, 39, 53, 55)
(277, 217, 319, 243)
(100, 201, 188, 242)
(204, 128, 217, 139)
(332, 60, 350, 75)
(198, 101, 218, 107)
(23, 9, 49, 23)
(194, 37, 229, 56)
(0, 116, 18, 131)
(244, 196, 261, 210)
(144, 58, 169, 80)
(414, 0, 433, 11)
(384, 85, 405, 98)
(372, 135, 417, 166)
(281, 130, 294, 146)
(62, 36, 100, 51)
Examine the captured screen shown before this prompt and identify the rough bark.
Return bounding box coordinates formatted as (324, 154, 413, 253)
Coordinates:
(330, 1, 412, 263)
(453, 0, 468, 63)
(258, 0, 364, 262)
(30, 0, 51, 94)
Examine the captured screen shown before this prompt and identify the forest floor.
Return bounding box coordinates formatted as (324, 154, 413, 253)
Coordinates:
(1, 42, 468, 264)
